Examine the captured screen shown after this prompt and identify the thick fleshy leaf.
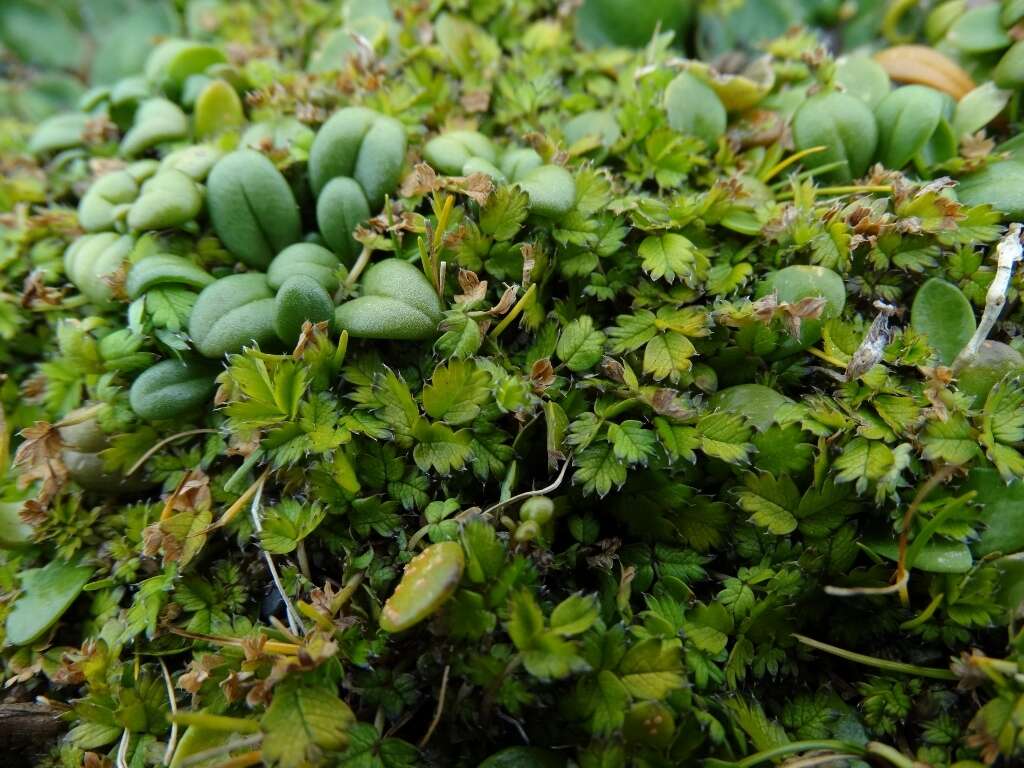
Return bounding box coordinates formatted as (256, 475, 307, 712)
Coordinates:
(911, 277, 975, 364)
(6, 559, 94, 646)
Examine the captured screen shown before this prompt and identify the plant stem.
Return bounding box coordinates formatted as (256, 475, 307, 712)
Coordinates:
(953, 222, 1022, 371)
(793, 633, 957, 680)
(343, 246, 374, 290)
(159, 659, 178, 767)
(867, 741, 917, 768)
(177, 735, 263, 768)
(329, 571, 365, 616)
(128, 428, 218, 476)
(209, 751, 263, 768)
(170, 712, 261, 733)
(895, 463, 959, 604)
(760, 145, 826, 182)
(482, 457, 572, 517)
(489, 283, 535, 338)
(418, 664, 450, 749)
(249, 476, 306, 635)
(735, 740, 865, 768)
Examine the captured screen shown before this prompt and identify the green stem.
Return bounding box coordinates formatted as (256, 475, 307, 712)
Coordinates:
(489, 283, 536, 338)
(759, 145, 826, 183)
(867, 741, 916, 768)
(329, 571, 365, 616)
(170, 712, 261, 733)
(899, 592, 944, 630)
(223, 449, 263, 495)
(736, 740, 865, 768)
(793, 634, 957, 680)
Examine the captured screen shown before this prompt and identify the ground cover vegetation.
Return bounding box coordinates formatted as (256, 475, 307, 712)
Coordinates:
(1, 1, 1024, 766)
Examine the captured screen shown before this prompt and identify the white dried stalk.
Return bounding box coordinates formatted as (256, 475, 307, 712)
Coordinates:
(249, 478, 306, 635)
(952, 222, 1023, 371)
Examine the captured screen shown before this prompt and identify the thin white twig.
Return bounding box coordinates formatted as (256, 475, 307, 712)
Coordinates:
(825, 569, 909, 597)
(417, 664, 450, 749)
(127, 429, 218, 476)
(343, 245, 373, 290)
(159, 659, 178, 767)
(249, 478, 306, 635)
(496, 710, 530, 744)
(116, 728, 130, 768)
(481, 456, 572, 518)
(953, 223, 1022, 371)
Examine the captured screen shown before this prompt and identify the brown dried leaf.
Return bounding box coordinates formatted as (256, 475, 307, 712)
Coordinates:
(163, 469, 212, 516)
(459, 172, 495, 206)
(460, 89, 491, 113)
(400, 162, 441, 198)
(530, 358, 556, 390)
(779, 296, 828, 338)
(292, 320, 331, 359)
(649, 388, 695, 421)
(455, 269, 487, 304)
(13, 421, 68, 506)
(178, 653, 226, 695)
(600, 357, 626, 384)
(489, 284, 518, 316)
(521, 243, 536, 286)
(20, 270, 64, 308)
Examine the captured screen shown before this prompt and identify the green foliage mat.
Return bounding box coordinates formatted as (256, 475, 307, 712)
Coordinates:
(2, 1, 1024, 767)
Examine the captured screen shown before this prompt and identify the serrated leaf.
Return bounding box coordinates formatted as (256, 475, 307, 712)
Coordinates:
(338, 723, 420, 768)
(159, 507, 212, 566)
(480, 184, 529, 241)
(618, 638, 685, 700)
(674, 497, 730, 552)
(574, 442, 628, 496)
(833, 438, 894, 494)
(608, 310, 658, 353)
(436, 310, 484, 359)
(736, 472, 800, 535)
(507, 589, 545, 649)
(468, 427, 515, 481)
(550, 593, 599, 636)
(422, 359, 491, 425)
(921, 413, 980, 465)
(655, 418, 699, 463)
(556, 315, 606, 372)
(587, 670, 629, 736)
(639, 233, 703, 284)
(374, 369, 420, 445)
(982, 375, 1024, 446)
(985, 443, 1024, 483)
(412, 420, 473, 474)
(350, 496, 401, 537)
(462, 519, 505, 584)
(606, 420, 657, 465)
(522, 631, 590, 680)
(261, 499, 326, 554)
(146, 287, 196, 331)
(697, 412, 754, 464)
(643, 332, 695, 381)
(261, 678, 355, 767)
